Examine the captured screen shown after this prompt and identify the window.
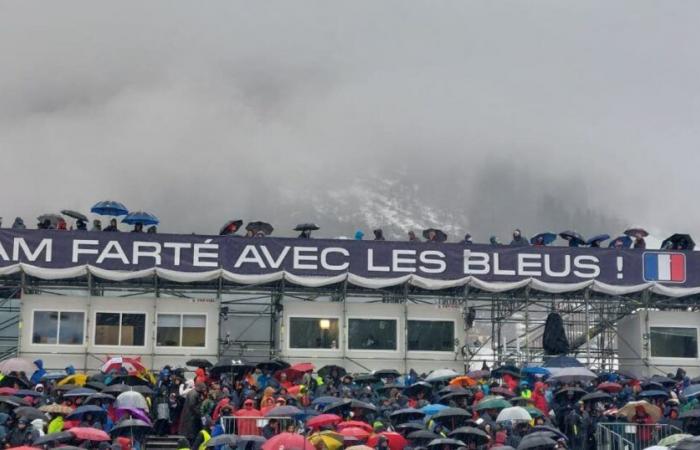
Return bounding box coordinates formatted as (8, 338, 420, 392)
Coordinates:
(95, 312, 146, 346)
(650, 327, 698, 358)
(32, 311, 84, 345)
(157, 314, 206, 347)
(348, 318, 397, 350)
(408, 320, 455, 351)
(289, 317, 339, 349)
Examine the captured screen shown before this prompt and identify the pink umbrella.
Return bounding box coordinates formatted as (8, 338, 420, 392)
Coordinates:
(69, 427, 110, 441)
(99, 357, 146, 375)
(262, 432, 313, 450)
(0, 358, 36, 375)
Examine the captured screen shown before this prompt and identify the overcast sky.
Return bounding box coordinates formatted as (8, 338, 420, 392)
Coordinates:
(0, 1, 697, 241)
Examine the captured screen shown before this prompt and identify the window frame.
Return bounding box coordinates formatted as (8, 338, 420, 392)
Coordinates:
(649, 325, 698, 359)
(155, 313, 208, 349)
(286, 315, 341, 351)
(406, 318, 457, 353)
(346, 316, 399, 352)
(93, 311, 148, 348)
(30, 309, 86, 347)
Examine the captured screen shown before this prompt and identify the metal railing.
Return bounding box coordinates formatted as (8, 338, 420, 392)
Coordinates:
(220, 415, 301, 436)
(596, 422, 683, 450)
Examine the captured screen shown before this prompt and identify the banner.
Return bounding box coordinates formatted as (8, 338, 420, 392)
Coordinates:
(0, 230, 695, 286)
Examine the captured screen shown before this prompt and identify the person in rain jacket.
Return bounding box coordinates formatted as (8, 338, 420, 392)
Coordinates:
(48, 413, 64, 433)
(194, 367, 208, 385)
(354, 230, 364, 240)
(6, 417, 38, 447)
(373, 229, 385, 241)
(509, 229, 529, 246)
(234, 399, 261, 435)
(11, 217, 25, 229)
(179, 382, 205, 442)
(532, 381, 550, 415)
(30, 359, 46, 385)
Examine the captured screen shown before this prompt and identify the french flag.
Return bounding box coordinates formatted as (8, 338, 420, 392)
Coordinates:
(643, 252, 686, 282)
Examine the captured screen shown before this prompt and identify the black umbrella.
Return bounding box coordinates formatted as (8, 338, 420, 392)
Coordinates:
(422, 228, 448, 242)
(245, 221, 274, 236)
(377, 383, 405, 394)
(324, 399, 376, 414)
(353, 373, 379, 384)
(53, 384, 81, 392)
(530, 426, 568, 441)
(206, 434, 239, 448)
(492, 365, 521, 379)
(624, 228, 649, 238)
(318, 365, 347, 379)
(396, 422, 424, 435)
(439, 390, 472, 404)
(110, 418, 152, 436)
(103, 384, 152, 395)
(85, 393, 116, 403)
(662, 233, 695, 250)
(679, 409, 700, 419)
(390, 408, 426, 424)
(581, 391, 611, 403)
(0, 395, 30, 407)
(294, 223, 320, 232)
(220, 220, 244, 236)
(404, 381, 433, 398)
(64, 387, 97, 398)
(186, 358, 213, 368)
(554, 387, 587, 400)
(517, 434, 557, 449)
(33, 431, 74, 446)
(0, 375, 30, 389)
(407, 430, 440, 445)
(431, 408, 472, 429)
(448, 427, 490, 445)
(61, 210, 88, 221)
(257, 360, 290, 372)
(14, 406, 48, 420)
(374, 369, 401, 379)
(37, 213, 64, 227)
(237, 435, 267, 450)
(209, 358, 256, 379)
(427, 438, 465, 449)
(108, 375, 152, 387)
(649, 374, 677, 387)
(84, 381, 107, 391)
(559, 230, 585, 246)
(640, 381, 665, 391)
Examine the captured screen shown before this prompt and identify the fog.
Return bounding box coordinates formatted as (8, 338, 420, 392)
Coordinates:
(1, 1, 698, 242)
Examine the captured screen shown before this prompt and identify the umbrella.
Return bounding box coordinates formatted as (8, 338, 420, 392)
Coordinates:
(115, 391, 148, 410)
(307, 413, 342, 429)
(682, 385, 700, 399)
(324, 399, 376, 415)
(517, 434, 557, 449)
(108, 376, 153, 389)
(262, 432, 312, 450)
(609, 235, 633, 248)
(339, 427, 371, 441)
(91, 200, 129, 216)
(530, 233, 557, 245)
(318, 365, 347, 378)
(353, 373, 379, 384)
(425, 368, 459, 383)
(345, 446, 373, 450)
(492, 365, 521, 378)
(389, 408, 425, 424)
(597, 382, 623, 393)
(69, 427, 110, 441)
(679, 409, 700, 419)
(662, 233, 695, 251)
(559, 230, 585, 246)
(337, 421, 373, 433)
(649, 375, 677, 387)
(185, 358, 212, 368)
(99, 357, 147, 376)
(525, 406, 543, 418)
(554, 387, 587, 401)
(114, 406, 152, 425)
(658, 434, 693, 446)
(0, 387, 18, 396)
(205, 434, 238, 448)
(586, 234, 610, 247)
(312, 396, 342, 406)
(309, 431, 344, 450)
(529, 427, 567, 441)
(0, 358, 36, 375)
(407, 430, 440, 443)
(290, 362, 315, 373)
(256, 360, 290, 372)
(427, 438, 465, 449)
(448, 376, 476, 387)
(121, 211, 159, 225)
(421, 404, 449, 416)
(367, 432, 407, 450)
(548, 367, 596, 383)
(64, 387, 97, 398)
(294, 223, 320, 231)
(491, 387, 516, 398)
(246, 221, 274, 236)
(109, 418, 152, 436)
(33, 431, 74, 446)
(618, 400, 662, 422)
(67, 405, 106, 420)
(39, 404, 73, 415)
(373, 369, 401, 379)
(37, 213, 64, 227)
(209, 358, 255, 378)
(377, 383, 405, 394)
(431, 408, 472, 429)
(673, 436, 700, 450)
(265, 405, 303, 418)
(520, 367, 550, 379)
(404, 381, 433, 397)
(475, 397, 511, 411)
(0, 376, 29, 389)
(542, 355, 583, 368)
(496, 406, 532, 423)
(238, 435, 267, 450)
(422, 228, 448, 242)
(14, 406, 47, 420)
(220, 220, 244, 236)
(624, 228, 649, 238)
(466, 369, 490, 379)
(448, 427, 489, 445)
(581, 391, 611, 403)
(638, 390, 670, 400)
(395, 422, 423, 435)
(61, 210, 88, 221)
(84, 381, 107, 391)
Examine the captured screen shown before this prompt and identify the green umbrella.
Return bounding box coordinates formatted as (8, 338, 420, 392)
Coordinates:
(475, 397, 511, 411)
(525, 406, 543, 418)
(658, 433, 693, 446)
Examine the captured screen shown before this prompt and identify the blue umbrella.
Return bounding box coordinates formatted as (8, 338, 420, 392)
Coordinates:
(121, 211, 159, 226)
(530, 233, 557, 246)
(608, 235, 632, 249)
(638, 390, 669, 399)
(559, 231, 585, 247)
(682, 385, 700, 399)
(421, 404, 448, 416)
(311, 396, 340, 406)
(91, 200, 129, 216)
(67, 404, 107, 420)
(521, 367, 550, 378)
(586, 234, 610, 247)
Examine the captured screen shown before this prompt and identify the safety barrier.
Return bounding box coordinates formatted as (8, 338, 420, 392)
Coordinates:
(596, 422, 683, 450)
(220, 415, 300, 435)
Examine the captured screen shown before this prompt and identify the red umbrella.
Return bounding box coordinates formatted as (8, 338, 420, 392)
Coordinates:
(0, 387, 18, 395)
(69, 427, 111, 441)
(291, 362, 315, 373)
(597, 382, 623, 393)
(307, 414, 342, 429)
(339, 427, 371, 441)
(99, 357, 146, 376)
(367, 432, 407, 450)
(262, 432, 313, 450)
(337, 421, 373, 433)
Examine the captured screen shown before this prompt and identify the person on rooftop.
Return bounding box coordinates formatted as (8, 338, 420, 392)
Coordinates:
(11, 217, 25, 229)
(91, 219, 102, 231)
(131, 223, 144, 233)
(75, 219, 87, 231)
(408, 231, 420, 241)
(104, 218, 120, 232)
(510, 229, 529, 246)
(373, 229, 385, 241)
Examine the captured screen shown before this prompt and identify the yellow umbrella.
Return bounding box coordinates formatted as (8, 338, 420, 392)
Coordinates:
(309, 431, 344, 450)
(57, 374, 88, 387)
